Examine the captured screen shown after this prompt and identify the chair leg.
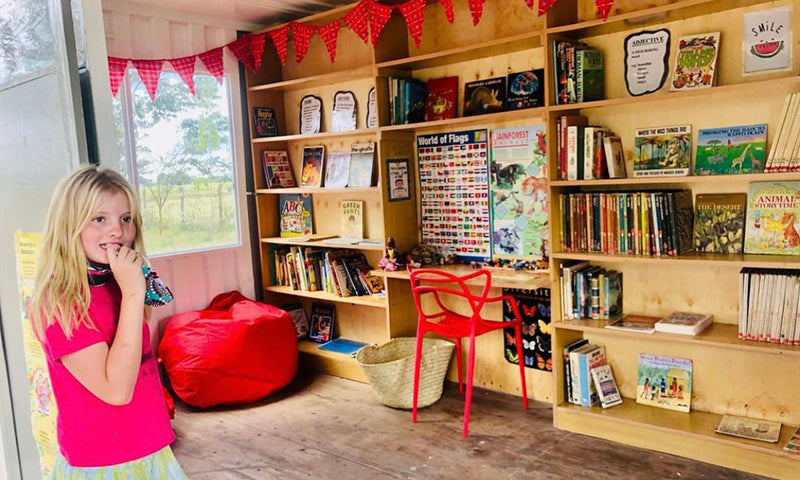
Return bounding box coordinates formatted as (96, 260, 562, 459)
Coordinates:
(412, 332, 425, 424)
(514, 323, 528, 410)
(463, 334, 477, 437)
(454, 337, 464, 394)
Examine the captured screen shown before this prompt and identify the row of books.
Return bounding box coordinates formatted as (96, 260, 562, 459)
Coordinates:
(559, 261, 622, 321)
(555, 114, 626, 181)
(557, 190, 694, 257)
(765, 92, 800, 172)
(552, 40, 604, 105)
(261, 143, 375, 190)
(563, 341, 621, 408)
(388, 76, 426, 125)
(273, 247, 384, 298)
(739, 268, 800, 345)
(604, 312, 713, 336)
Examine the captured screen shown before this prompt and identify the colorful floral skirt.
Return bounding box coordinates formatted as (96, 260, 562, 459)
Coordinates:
(51, 446, 187, 480)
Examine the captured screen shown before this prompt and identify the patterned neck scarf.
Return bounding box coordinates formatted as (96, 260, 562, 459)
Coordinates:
(86, 261, 174, 307)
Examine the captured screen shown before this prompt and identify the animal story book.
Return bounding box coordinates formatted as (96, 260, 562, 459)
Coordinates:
(695, 124, 767, 175)
(744, 181, 800, 255)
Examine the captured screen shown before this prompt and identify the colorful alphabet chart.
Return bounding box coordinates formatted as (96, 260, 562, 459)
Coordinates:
(416, 129, 491, 262)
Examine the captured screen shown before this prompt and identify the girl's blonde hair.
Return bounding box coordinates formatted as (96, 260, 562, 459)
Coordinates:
(31, 165, 146, 339)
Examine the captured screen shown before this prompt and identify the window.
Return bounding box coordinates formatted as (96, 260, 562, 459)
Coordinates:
(113, 70, 240, 256)
(0, 0, 55, 89)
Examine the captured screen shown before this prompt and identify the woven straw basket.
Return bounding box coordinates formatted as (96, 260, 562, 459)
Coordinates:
(356, 337, 455, 409)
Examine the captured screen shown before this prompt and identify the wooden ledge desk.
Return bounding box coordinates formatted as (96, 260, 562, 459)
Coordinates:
(374, 264, 551, 290)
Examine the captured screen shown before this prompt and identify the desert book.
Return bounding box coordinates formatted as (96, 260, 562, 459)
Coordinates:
(693, 193, 747, 254)
(715, 415, 781, 443)
(348, 142, 375, 188)
(324, 151, 351, 188)
(636, 354, 692, 413)
(744, 181, 800, 255)
(300, 145, 325, 187)
(694, 124, 767, 175)
(261, 150, 295, 188)
(340, 200, 364, 240)
(424, 76, 458, 121)
(670, 32, 720, 91)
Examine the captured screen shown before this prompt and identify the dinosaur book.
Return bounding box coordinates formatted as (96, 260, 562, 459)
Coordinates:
(633, 124, 691, 177)
(695, 124, 767, 175)
(463, 77, 506, 117)
(744, 181, 800, 255)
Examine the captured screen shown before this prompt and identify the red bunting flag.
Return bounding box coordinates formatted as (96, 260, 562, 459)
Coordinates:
(538, 0, 559, 16)
(437, 0, 455, 23)
(343, 1, 369, 44)
(108, 57, 129, 98)
(468, 0, 486, 25)
(398, 0, 426, 49)
(292, 22, 316, 64)
(368, 0, 394, 48)
(131, 59, 163, 100)
(595, 0, 613, 20)
(268, 25, 290, 65)
(524, 0, 534, 8)
(198, 47, 224, 84)
(170, 55, 197, 94)
(228, 33, 265, 72)
(318, 21, 341, 63)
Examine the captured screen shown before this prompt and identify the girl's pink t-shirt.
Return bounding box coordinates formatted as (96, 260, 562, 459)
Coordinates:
(41, 280, 175, 467)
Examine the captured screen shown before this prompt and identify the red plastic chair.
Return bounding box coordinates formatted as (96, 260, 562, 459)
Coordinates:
(408, 267, 528, 436)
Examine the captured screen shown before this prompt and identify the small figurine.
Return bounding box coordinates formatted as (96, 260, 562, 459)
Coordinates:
(378, 236, 402, 271)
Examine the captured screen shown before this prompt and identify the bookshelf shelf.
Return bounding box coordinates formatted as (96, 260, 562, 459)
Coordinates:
(298, 340, 365, 382)
(551, 171, 800, 187)
(261, 237, 385, 251)
(248, 65, 375, 92)
(552, 251, 800, 269)
(379, 107, 547, 133)
(251, 128, 378, 144)
(376, 264, 551, 290)
(264, 285, 387, 308)
(255, 187, 379, 195)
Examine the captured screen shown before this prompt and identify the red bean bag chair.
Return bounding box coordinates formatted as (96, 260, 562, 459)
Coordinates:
(158, 290, 297, 408)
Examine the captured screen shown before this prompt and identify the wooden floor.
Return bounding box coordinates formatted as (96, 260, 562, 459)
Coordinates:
(171, 373, 770, 480)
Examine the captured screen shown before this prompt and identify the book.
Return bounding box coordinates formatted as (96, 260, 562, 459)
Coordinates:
(602, 136, 627, 178)
(670, 32, 720, 91)
(318, 338, 369, 356)
(562, 338, 589, 404)
(261, 150, 295, 189)
(575, 48, 603, 103)
(279, 193, 313, 237)
(300, 145, 325, 187)
(591, 364, 622, 408)
(636, 354, 692, 412)
(715, 414, 781, 443)
(695, 124, 767, 175)
(744, 181, 800, 255)
(324, 151, 351, 188)
(463, 77, 506, 116)
(340, 200, 364, 240)
(309, 302, 335, 343)
(403, 78, 427, 124)
(605, 314, 659, 334)
(281, 302, 309, 339)
(633, 125, 691, 177)
(506, 69, 544, 110)
(654, 311, 713, 335)
(693, 193, 747, 254)
(348, 142, 375, 188)
(252, 106, 278, 137)
(574, 344, 605, 407)
(783, 426, 800, 452)
(424, 76, 458, 121)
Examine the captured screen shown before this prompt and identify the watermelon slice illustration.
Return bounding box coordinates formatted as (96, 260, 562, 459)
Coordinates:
(751, 40, 784, 58)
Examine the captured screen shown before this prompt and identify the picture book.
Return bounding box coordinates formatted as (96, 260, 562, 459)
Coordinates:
(636, 354, 692, 412)
(633, 124, 691, 177)
(502, 287, 552, 371)
(602, 135, 627, 178)
(252, 106, 278, 137)
(324, 151, 350, 188)
(670, 32, 720, 91)
(605, 314, 659, 334)
(506, 69, 544, 110)
(318, 338, 368, 356)
(300, 146, 324, 187)
(744, 181, 800, 255)
(403, 78, 427, 124)
(716, 415, 782, 443)
(340, 200, 364, 240)
(281, 302, 309, 338)
(693, 193, 747, 254)
(783, 426, 800, 452)
(575, 48, 604, 103)
(261, 150, 295, 189)
(463, 77, 506, 117)
(309, 302, 335, 343)
(695, 124, 767, 175)
(654, 311, 713, 336)
(424, 76, 458, 121)
(348, 142, 375, 188)
(591, 364, 622, 408)
(572, 344, 605, 407)
(279, 193, 313, 237)
(489, 125, 548, 260)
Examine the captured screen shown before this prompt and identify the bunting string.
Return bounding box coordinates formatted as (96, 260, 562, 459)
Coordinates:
(109, 0, 613, 99)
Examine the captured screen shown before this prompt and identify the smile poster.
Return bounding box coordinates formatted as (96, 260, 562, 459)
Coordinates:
(744, 7, 791, 74)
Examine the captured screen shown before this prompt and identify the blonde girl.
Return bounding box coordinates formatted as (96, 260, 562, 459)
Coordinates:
(31, 165, 186, 479)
